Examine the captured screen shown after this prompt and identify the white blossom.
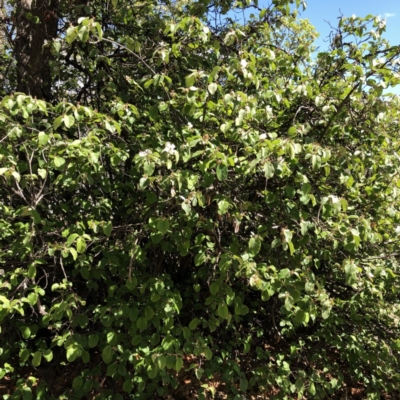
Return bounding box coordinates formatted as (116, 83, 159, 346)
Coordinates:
(240, 59, 248, 68)
(259, 133, 267, 140)
(163, 142, 176, 154)
(139, 149, 152, 157)
(187, 122, 193, 129)
(265, 105, 273, 118)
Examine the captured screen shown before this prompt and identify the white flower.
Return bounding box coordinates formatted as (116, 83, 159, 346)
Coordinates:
(139, 149, 151, 157)
(265, 105, 273, 118)
(259, 133, 267, 140)
(163, 142, 176, 154)
(240, 59, 248, 68)
(351, 14, 356, 20)
(379, 19, 386, 29)
(187, 122, 193, 129)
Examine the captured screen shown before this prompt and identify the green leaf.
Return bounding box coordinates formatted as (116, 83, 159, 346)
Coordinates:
(43, 349, 53, 362)
(301, 182, 311, 195)
(309, 382, 316, 396)
(136, 316, 148, 330)
(69, 247, 78, 261)
(248, 236, 261, 255)
(66, 26, 78, 44)
(28, 264, 36, 279)
(216, 164, 228, 181)
(37, 168, 47, 179)
(145, 306, 154, 320)
(19, 348, 30, 362)
(264, 163, 274, 178)
(76, 237, 86, 253)
(175, 357, 184, 372)
(20, 326, 31, 339)
(103, 221, 113, 237)
(344, 259, 357, 286)
(126, 277, 138, 290)
(278, 269, 290, 279)
(189, 318, 199, 330)
(204, 347, 213, 360)
(123, 379, 133, 393)
(210, 282, 219, 296)
(217, 200, 230, 214)
(72, 376, 83, 390)
(131, 335, 142, 346)
(54, 115, 63, 129)
(311, 154, 319, 170)
(63, 115, 75, 128)
(32, 351, 42, 367)
(217, 302, 229, 319)
(22, 387, 32, 400)
(149, 106, 159, 120)
(194, 252, 206, 266)
(102, 345, 113, 364)
(66, 233, 79, 247)
(183, 327, 191, 339)
(88, 334, 99, 348)
(240, 377, 248, 392)
(143, 161, 155, 176)
(301, 221, 311, 236)
(147, 365, 158, 379)
(38, 131, 49, 146)
(340, 197, 348, 212)
(54, 156, 65, 168)
(181, 201, 191, 215)
(157, 219, 169, 235)
(295, 309, 310, 325)
(156, 355, 167, 369)
(161, 335, 176, 351)
(27, 292, 38, 306)
(107, 331, 118, 345)
(66, 346, 80, 362)
(195, 367, 204, 380)
(288, 241, 295, 256)
(235, 304, 249, 315)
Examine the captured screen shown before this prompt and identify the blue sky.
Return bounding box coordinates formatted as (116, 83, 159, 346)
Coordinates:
(296, 0, 400, 52)
(298, 0, 400, 94)
(241, 1, 400, 94)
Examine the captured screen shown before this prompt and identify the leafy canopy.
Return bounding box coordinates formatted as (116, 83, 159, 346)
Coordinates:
(1, 0, 400, 398)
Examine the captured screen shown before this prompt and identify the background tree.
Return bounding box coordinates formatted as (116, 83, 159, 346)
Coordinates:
(1, 0, 400, 399)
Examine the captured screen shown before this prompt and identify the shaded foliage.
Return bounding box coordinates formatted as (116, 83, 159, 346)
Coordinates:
(1, 0, 400, 398)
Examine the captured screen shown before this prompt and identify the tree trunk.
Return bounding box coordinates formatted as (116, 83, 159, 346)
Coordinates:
(14, 0, 58, 100)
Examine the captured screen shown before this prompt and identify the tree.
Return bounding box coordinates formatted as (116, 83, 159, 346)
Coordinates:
(1, 0, 400, 398)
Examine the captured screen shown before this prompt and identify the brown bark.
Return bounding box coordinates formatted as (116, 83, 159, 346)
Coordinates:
(14, 0, 58, 100)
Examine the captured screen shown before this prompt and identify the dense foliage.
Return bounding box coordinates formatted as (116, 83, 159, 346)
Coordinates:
(1, 0, 400, 398)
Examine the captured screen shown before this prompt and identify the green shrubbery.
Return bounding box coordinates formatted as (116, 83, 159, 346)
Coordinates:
(1, 0, 400, 398)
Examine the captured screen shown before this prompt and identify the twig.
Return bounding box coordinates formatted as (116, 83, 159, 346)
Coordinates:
(59, 256, 68, 280)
